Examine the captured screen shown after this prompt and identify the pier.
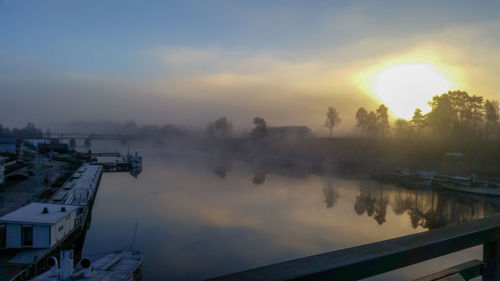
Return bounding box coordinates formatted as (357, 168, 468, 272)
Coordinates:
(91, 162, 134, 172)
(209, 214, 500, 281)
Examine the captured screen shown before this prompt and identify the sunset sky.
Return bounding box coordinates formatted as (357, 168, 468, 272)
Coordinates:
(1, 0, 500, 134)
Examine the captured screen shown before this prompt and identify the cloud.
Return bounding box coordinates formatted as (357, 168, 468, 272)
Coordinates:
(2, 12, 500, 134)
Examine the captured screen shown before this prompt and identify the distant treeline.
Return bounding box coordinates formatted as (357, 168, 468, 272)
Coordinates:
(58, 120, 189, 138)
(0, 121, 189, 139)
(0, 122, 44, 138)
(355, 90, 499, 141)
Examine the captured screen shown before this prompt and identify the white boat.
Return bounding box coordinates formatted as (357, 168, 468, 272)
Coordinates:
(439, 182, 500, 197)
(30, 249, 143, 281)
(123, 152, 142, 167)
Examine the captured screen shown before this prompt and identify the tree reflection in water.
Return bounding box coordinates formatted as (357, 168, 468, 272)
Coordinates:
(351, 179, 500, 229)
(323, 178, 340, 208)
(354, 180, 389, 225)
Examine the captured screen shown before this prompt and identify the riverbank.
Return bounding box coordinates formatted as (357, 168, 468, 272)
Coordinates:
(203, 137, 500, 180)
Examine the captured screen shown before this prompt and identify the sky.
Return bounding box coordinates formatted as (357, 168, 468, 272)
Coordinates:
(1, 0, 500, 134)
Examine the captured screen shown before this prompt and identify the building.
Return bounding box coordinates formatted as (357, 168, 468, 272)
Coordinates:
(0, 156, 6, 185)
(0, 137, 23, 156)
(0, 203, 80, 249)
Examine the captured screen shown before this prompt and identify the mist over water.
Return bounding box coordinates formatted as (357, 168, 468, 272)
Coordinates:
(79, 140, 497, 280)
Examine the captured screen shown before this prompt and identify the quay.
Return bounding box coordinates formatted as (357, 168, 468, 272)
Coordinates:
(209, 214, 500, 281)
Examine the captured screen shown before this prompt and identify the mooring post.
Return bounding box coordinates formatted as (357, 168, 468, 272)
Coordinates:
(483, 239, 500, 280)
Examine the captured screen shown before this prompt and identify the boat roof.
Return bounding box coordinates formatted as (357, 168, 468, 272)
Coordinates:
(0, 202, 79, 225)
(50, 163, 102, 205)
(31, 251, 143, 281)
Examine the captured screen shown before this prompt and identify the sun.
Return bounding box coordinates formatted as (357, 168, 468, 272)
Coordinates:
(374, 64, 452, 119)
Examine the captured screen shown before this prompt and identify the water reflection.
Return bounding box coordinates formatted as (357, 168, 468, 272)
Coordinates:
(209, 149, 232, 179)
(323, 178, 340, 208)
(81, 141, 500, 281)
(350, 179, 500, 230)
(252, 171, 266, 185)
(354, 181, 389, 225)
(130, 166, 142, 178)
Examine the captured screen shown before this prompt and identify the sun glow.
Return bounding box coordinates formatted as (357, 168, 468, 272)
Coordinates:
(374, 64, 452, 119)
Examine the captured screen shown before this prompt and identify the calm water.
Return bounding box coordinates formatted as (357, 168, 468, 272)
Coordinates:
(80, 140, 499, 280)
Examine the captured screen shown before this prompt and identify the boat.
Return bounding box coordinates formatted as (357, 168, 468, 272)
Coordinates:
(435, 175, 500, 197)
(372, 168, 436, 188)
(123, 152, 142, 168)
(438, 182, 500, 197)
(31, 249, 143, 281)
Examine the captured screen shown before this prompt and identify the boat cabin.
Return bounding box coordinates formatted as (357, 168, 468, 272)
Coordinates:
(0, 203, 80, 249)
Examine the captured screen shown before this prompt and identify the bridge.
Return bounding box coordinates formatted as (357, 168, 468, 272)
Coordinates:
(47, 133, 139, 140)
(209, 214, 500, 281)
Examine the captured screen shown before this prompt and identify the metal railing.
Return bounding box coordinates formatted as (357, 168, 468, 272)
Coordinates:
(208, 214, 500, 281)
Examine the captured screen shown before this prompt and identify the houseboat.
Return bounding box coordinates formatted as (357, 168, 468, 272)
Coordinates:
(0, 203, 80, 249)
(31, 249, 143, 281)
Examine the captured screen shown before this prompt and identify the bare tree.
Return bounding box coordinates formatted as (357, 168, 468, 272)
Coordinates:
(324, 107, 341, 138)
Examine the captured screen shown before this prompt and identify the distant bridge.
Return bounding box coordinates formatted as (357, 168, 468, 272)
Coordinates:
(47, 133, 139, 140)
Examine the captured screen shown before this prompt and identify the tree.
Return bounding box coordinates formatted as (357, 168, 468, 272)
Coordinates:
(324, 107, 341, 138)
(411, 108, 426, 137)
(448, 90, 471, 132)
(394, 119, 411, 139)
(376, 104, 390, 138)
(484, 99, 499, 138)
(367, 111, 377, 136)
(356, 107, 369, 136)
(427, 94, 455, 138)
(251, 117, 267, 138)
(468, 95, 484, 134)
(0, 123, 3, 136)
(207, 117, 233, 139)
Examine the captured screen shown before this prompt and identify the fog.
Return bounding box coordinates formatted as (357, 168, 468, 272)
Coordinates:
(2, 1, 500, 136)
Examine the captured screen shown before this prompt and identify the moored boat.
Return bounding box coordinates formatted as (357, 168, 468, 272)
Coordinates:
(372, 168, 436, 188)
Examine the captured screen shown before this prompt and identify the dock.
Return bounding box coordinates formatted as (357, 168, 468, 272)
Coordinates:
(91, 161, 133, 172)
(89, 152, 121, 157)
(0, 162, 104, 281)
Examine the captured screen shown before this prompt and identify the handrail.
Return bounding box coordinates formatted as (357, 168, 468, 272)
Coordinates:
(208, 214, 500, 281)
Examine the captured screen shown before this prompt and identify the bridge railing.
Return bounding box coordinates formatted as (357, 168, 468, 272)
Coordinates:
(208, 214, 500, 281)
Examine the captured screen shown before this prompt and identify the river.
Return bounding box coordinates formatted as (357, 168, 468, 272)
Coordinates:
(80, 140, 497, 280)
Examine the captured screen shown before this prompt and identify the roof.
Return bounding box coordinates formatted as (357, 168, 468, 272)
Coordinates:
(31, 251, 143, 281)
(0, 202, 79, 224)
(51, 163, 102, 205)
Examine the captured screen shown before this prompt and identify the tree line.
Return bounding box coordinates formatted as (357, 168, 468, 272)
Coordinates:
(324, 90, 500, 140)
(392, 91, 499, 140)
(0, 122, 44, 138)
